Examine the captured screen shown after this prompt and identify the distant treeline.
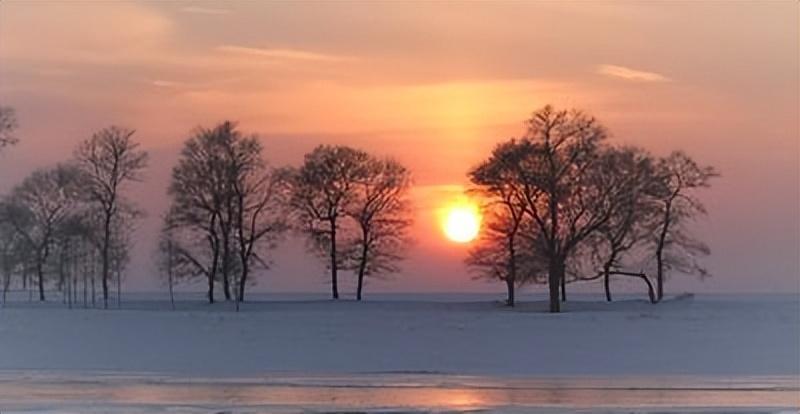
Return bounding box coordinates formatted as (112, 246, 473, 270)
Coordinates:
(0, 105, 716, 313)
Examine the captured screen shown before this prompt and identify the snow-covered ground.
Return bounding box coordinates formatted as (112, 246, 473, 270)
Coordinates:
(0, 292, 798, 412)
(1, 292, 797, 376)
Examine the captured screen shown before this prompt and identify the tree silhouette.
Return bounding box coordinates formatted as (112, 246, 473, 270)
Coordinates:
(75, 126, 148, 308)
(289, 145, 370, 300)
(346, 157, 412, 301)
(651, 151, 718, 301)
(581, 147, 660, 303)
(164, 121, 285, 305)
(468, 106, 718, 311)
(1, 164, 83, 301)
(468, 140, 539, 307)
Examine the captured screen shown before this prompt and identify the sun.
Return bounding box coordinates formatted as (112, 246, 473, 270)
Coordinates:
(442, 203, 481, 243)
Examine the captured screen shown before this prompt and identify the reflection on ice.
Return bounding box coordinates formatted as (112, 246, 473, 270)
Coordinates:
(0, 372, 797, 413)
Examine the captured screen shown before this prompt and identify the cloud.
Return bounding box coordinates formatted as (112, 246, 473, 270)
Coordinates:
(180, 6, 232, 15)
(216, 45, 351, 62)
(151, 80, 183, 88)
(596, 64, 670, 82)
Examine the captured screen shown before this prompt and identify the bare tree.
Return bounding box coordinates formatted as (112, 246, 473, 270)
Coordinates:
(579, 147, 660, 303)
(228, 140, 287, 308)
(512, 107, 607, 312)
(0, 106, 18, 151)
(466, 210, 547, 306)
(157, 227, 184, 311)
(164, 121, 286, 306)
(165, 122, 237, 303)
(290, 145, 369, 300)
(345, 157, 412, 301)
(470, 106, 643, 312)
(651, 151, 718, 301)
(51, 215, 93, 308)
(159, 218, 212, 301)
(468, 140, 537, 306)
(109, 212, 135, 308)
(0, 216, 25, 306)
(1, 165, 83, 301)
(75, 126, 148, 309)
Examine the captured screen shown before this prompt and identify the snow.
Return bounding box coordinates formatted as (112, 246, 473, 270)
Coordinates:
(0, 292, 797, 377)
(0, 293, 798, 412)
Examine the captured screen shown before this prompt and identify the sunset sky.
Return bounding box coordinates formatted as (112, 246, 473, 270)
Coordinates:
(0, 1, 797, 294)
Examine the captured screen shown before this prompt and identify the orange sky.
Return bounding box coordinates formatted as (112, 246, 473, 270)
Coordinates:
(0, 1, 797, 294)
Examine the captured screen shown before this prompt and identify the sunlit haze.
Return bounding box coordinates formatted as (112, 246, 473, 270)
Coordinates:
(0, 1, 797, 294)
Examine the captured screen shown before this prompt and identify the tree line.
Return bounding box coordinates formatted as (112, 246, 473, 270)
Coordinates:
(0, 104, 716, 313)
(0, 110, 412, 308)
(159, 121, 412, 309)
(466, 106, 717, 312)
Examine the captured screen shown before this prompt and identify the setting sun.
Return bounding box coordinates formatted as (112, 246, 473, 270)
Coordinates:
(442, 203, 481, 243)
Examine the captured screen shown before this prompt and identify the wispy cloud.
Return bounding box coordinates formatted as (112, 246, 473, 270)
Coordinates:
(596, 64, 670, 82)
(217, 45, 351, 62)
(151, 79, 183, 88)
(181, 6, 232, 15)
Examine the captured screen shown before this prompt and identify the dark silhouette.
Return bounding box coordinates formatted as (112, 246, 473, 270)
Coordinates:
(346, 156, 412, 301)
(470, 106, 617, 313)
(230, 150, 287, 308)
(468, 140, 542, 307)
(289, 145, 370, 300)
(163, 121, 285, 306)
(588, 147, 660, 302)
(468, 106, 717, 311)
(75, 127, 148, 309)
(651, 151, 718, 301)
(1, 165, 83, 301)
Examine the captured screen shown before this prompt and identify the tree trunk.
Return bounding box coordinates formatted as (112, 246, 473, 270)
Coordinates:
(102, 214, 111, 309)
(2, 270, 9, 306)
(560, 272, 566, 302)
(116, 270, 121, 308)
(608, 271, 657, 304)
(222, 235, 231, 301)
(223, 272, 231, 301)
(90, 272, 95, 307)
(604, 264, 612, 302)
(654, 203, 671, 303)
(330, 219, 339, 300)
(643, 274, 657, 304)
(356, 272, 364, 301)
(82, 269, 87, 308)
(507, 236, 517, 307)
(168, 274, 175, 311)
(59, 251, 66, 303)
(36, 260, 45, 301)
(167, 243, 175, 311)
(548, 258, 563, 313)
(65, 271, 70, 309)
(656, 250, 664, 302)
(505, 278, 515, 307)
(356, 239, 368, 301)
(237, 261, 248, 303)
(208, 245, 219, 304)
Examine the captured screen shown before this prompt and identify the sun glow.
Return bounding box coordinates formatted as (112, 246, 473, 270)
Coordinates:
(442, 202, 481, 243)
